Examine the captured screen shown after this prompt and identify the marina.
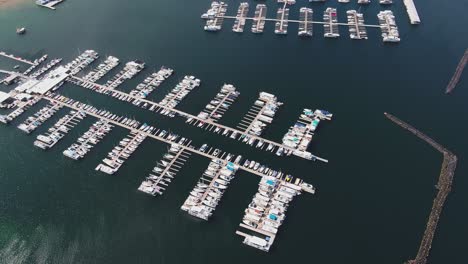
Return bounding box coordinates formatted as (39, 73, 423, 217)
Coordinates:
(63, 119, 113, 160)
(33, 109, 87, 150)
(378, 10, 401, 42)
(237, 92, 282, 137)
(96, 130, 146, 175)
(189, 84, 239, 123)
(232, 3, 249, 33)
(139, 143, 191, 196)
(236, 175, 305, 252)
(202, 2, 400, 41)
(0, 49, 330, 162)
(17, 101, 63, 133)
(42, 93, 317, 185)
(181, 159, 238, 220)
(347, 10, 368, 40)
(129, 67, 173, 99)
(67, 73, 326, 161)
(81, 55, 120, 83)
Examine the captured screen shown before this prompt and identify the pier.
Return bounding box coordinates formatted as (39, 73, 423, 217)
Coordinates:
(64, 50, 99, 75)
(104, 61, 145, 90)
(403, 0, 421, 24)
(139, 141, 191, 196)
(203, 2, 399, 41)
(96, 130, 146, 175)
(63, 119, 113, 160)
(189, 84, 239, 123)
(17, 102, 63, 133)
(129, 67, 173, 100)
(34, 109, 87, 150)
(43, 93, 318, 188)
(384, 113, 457, 264)
(181, 159, 238, 220)
(236, 175, 303, 251)
(81, 56, 120, 83)
(0, 51, 35, 65)
(237, 92, 282, 136)
(233, 3, 249, 33)
(67, 75, 326, 162)
(445, 49, 468, 94)
(0, 96, 42, 124)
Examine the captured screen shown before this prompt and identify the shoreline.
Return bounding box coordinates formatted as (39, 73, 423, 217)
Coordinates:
(0, 0, 29, 9)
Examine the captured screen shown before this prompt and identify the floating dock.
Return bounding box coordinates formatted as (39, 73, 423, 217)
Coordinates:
(64, 50, 99, 75)
(403, 0, 421, 24)
(347, 10, 368, 40)
(189, 84, 239, 124)
(139, 142, 191, 196)
(274, 5, 290, 35)
(158, 75, 201, 117)
(445, 49, 468, 94)
(44, 93, 320, 183)
(33, 109, 86, 150)
(0, 96, 42, 124)
(17, 102, 63, 133)
(252, 4, 267, 33)
(378, 10, 400, 43)
(82, 56, 120, 83)
(129, 67, 173, 100)
(324, 7, 340, 38)
(236, 175, 304, 251)
(204, 1, 228, 31)
(23, 55, 48, 75)
(63, 119, 113, 160)
(181, 159, 239, 220)
(281, 109, 332, 156)
(237, 92, 282, 137)
(67, 74, 326, 162)
(96, 130, 146, 175)
(298, 7, 313, 37)
(105, 61, 145, 89)
(30, 58, 63, 79)
(233, 2, 249, 33)
(202, 2, 395, 42)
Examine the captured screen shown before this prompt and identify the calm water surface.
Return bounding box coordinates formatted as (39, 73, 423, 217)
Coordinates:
(0, 0, 467, 263)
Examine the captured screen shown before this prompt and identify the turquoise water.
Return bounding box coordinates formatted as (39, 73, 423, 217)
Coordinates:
(0, 0, 467, 263)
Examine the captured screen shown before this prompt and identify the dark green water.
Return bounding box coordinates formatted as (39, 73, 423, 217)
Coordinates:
(0, 0, 467, 263)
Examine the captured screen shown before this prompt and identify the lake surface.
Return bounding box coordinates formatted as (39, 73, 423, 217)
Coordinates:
(0, 0, 467, 263)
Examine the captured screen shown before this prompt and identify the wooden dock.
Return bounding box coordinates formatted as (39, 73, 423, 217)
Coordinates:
(384, 112, 457, 264)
